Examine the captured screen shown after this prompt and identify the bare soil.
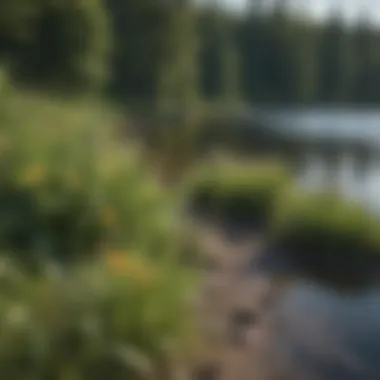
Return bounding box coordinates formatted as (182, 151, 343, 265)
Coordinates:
(192, 224, 285, 380)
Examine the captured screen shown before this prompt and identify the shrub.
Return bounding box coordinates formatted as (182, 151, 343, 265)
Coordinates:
(184, 158, 291, 230)
(272, 191, 380, 288)
(0, 256, 198, 380)
(0, 91, 183, 269)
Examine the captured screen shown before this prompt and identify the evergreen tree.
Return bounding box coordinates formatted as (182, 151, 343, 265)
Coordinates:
(1, 0, 110, 93)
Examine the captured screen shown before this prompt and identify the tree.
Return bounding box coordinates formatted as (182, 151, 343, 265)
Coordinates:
(106, 0, 172, 104)
(157, 0, 199, 116)
(1, 0, 110, 93)
(351, 13, 380, 103)
(317, 11, 349, 102)
(291, 20, 319, 103)
(219, 13, 242, 105)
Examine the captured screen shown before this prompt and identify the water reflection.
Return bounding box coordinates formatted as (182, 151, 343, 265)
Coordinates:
(256, 108, 380, 213)
(272, 280, 380, 379)
(296, 150, 380, 212)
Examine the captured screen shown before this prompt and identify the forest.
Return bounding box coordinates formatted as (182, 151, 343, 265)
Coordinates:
(2, 0, 380, 108)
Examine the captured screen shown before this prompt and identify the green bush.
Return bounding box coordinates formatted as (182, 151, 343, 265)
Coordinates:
(0, 89, 201, 379)
(185, 158, 291, 229)
(0, 256, 198, 380)
(0, 91, 183, 268)
(272, 191, 380, 288)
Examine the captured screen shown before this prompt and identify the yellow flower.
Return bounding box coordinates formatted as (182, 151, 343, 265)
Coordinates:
(106, 250, 129, 272)
(101, 206, 117, 227)
(19, 165, 45, 187)
(105, 251, 157, 289)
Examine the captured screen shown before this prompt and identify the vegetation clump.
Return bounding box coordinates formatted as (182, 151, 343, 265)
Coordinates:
(272, 191, 380, 288)
(0, 89, 200, 378)
(0, 90, 186, 269)
(186, 158, 291, 231)
(0, 256, 196, 380)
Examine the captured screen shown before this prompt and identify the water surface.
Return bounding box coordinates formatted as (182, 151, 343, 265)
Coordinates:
(270, 279, 380, 380)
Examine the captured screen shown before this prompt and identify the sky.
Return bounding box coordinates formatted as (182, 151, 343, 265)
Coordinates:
(220, 0, 380, 23)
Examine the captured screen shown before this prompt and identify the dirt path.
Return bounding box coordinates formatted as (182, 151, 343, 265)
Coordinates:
(193, 224, 283, 380)
(191, 223, 380, 380)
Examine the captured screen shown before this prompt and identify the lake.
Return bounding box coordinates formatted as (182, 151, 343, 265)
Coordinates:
(239, 108, 380, 379)
(258, 108, 380, 142)
(249, 108, 380, 212)
(269, 279, 380, 380)
(199, 218, 380, 380)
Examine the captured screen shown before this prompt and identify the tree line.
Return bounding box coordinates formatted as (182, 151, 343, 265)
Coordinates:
(1, 0, 380, 106)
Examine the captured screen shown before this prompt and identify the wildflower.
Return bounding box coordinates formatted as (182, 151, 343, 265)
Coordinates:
(105, 251, 157, 289)
(19, 164, 45, 187)
(106, 250, 128, 272)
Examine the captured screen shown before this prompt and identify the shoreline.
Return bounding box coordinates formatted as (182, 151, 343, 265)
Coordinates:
(192, 220, 380, 380)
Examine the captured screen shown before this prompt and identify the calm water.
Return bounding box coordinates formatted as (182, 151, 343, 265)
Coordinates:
(258, 108, 380, 142)
(246, 109, 380, 379)
(260, 108, 380, 212)
(272, 280, 380, 379)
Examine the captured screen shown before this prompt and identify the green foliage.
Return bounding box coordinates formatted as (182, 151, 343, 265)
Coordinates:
(3, 0, 380, 104)
(0, 89, 199, 377)
(272, 191, 380, 287)
(1, 0, 110, 93)
(185, 158, 290, 228)
(0, 0, 40, 42)
(106, 0, 175, 103)
(0, 91, 184, 268)
(0, 256, 197, 380)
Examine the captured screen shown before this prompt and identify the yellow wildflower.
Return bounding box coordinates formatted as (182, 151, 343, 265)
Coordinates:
(19, 165, 45, 187)
(106, 250, 129, 272)
(105, 251, 157, 289)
